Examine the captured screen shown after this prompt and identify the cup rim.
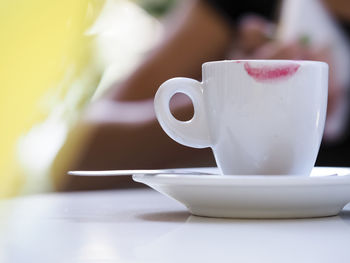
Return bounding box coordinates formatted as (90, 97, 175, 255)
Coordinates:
(202, 59, 328, 68)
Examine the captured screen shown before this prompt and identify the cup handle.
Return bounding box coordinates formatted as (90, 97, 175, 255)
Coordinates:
(154, 77, 211, 148)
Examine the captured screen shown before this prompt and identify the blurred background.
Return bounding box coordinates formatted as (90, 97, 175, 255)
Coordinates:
(0, 0, 174, 197)
(1, 0, 350, 197)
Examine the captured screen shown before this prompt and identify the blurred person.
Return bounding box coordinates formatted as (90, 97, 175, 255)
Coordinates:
(52, 0, 350, 190)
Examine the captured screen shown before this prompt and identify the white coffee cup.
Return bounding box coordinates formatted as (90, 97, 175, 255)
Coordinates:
(154, 60, 328, 175)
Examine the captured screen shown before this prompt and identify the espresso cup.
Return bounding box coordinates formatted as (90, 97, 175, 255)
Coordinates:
(154, 60, 328, 175)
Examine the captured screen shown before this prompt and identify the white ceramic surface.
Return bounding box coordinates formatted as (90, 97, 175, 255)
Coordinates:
(133, 167, 350, 219)
(154, 60, 328, 175)
(278, 0, 350, 140)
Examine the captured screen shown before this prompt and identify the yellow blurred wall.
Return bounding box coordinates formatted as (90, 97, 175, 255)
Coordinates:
(0, 0, 103, 197)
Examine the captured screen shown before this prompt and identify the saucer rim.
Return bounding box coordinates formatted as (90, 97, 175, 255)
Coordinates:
(132, 167, 350, 186)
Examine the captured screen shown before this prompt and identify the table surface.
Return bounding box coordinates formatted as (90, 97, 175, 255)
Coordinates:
(0, 188, 350, 263)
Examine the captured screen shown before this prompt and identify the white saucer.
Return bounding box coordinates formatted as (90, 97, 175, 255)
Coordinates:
(132, 167, 350, 219)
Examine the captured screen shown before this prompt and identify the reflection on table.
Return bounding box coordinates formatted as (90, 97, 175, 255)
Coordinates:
(0, 189, 349, 263)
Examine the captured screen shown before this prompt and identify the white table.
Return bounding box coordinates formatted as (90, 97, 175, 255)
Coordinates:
(0, 188, 349, 263)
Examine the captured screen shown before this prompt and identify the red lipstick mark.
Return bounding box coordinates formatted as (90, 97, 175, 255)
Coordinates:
(244, 62, 300, 82)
